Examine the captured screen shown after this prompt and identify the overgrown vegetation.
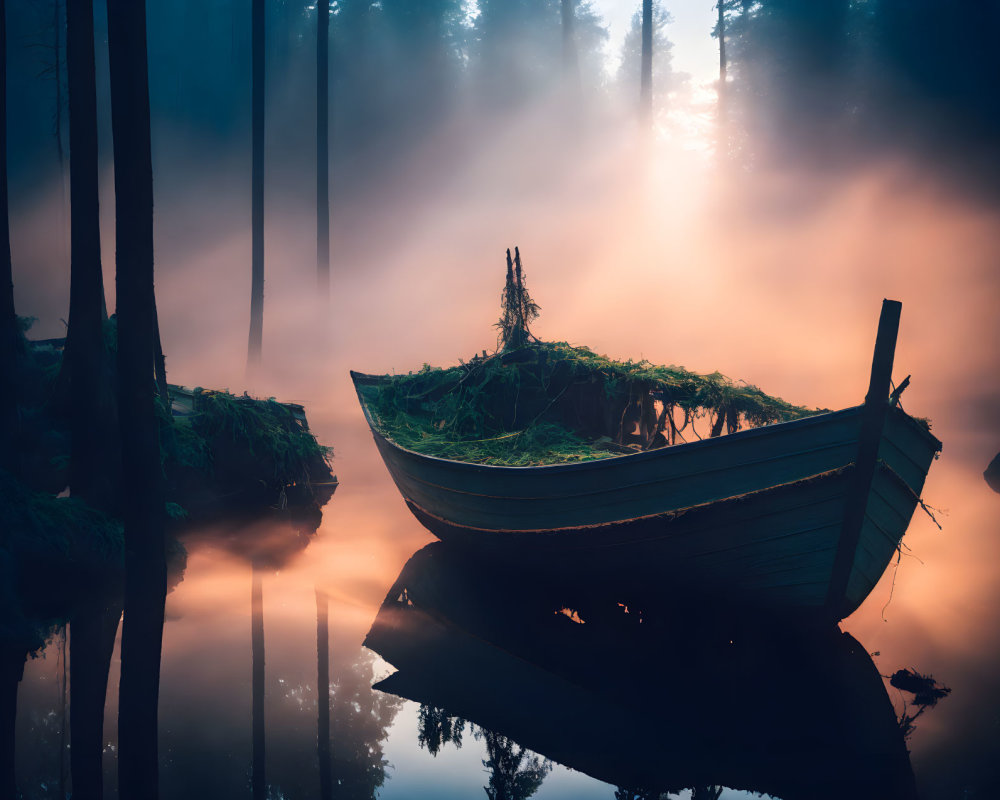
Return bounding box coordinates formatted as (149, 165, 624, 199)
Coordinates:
(364, 251, 823, 467)
(365, 341, 822, 466)
(15, 319, 334, 521)
(160, 388, 332, 493)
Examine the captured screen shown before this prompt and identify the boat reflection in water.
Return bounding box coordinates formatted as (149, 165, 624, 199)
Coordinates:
(364, 543, 919, 800)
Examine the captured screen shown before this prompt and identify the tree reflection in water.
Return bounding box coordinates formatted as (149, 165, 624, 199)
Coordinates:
(417, 704, 466, 756)
(615, 784, 726, 799)
(477, 728, 552, 800)
(416, 705, 552, 800)
(328, 648, 402, 799)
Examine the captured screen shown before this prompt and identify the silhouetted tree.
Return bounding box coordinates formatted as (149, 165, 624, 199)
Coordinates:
(317, 0, 329, 297)
(640, 0, 652, 122)
(50, 0, 69, 269)
(106, 0, 168, 796)
(476, 728, 551, 800)
(65, 0, 117, 511)
(64, 6, 124, 796)
(329, 649, 401, 799)
(70, 591, 124, 800)
(619, 3, 675, 116)
(0, 0, 19, 478)
(417, 704, 466, 756)
(247, 0, 265, 368)
(717, 2, 727, 88)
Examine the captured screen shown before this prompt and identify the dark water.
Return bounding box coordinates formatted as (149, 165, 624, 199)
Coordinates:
(12, 418, 1000, 799)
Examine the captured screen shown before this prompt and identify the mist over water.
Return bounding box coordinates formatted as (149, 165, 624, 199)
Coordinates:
(7, 1, 1000, 797)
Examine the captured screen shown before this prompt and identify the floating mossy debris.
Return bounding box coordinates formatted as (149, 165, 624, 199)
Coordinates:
(161, 388, 331, 487)
(18, 323, 335, 521)
(363, 249, 823, 467)
(160, 387, 336, 520)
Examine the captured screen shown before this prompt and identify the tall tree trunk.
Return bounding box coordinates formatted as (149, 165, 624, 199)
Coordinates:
(716, 1, 728, 158)
(247, 0, 265, 368)
(53, 0, 69, 271)
(66, 0, 119, 511)
(107, 1, 167, 797)
(640, 0, 653, 123)
(251, 563, 266, 800)
(316, 0, 329, 297)
(57, 626, 67, 799)
(0, 0, 21, 476)
(70, 596, 124, 800)
(0, 645, 27, 800)
(718, 2, 727, 85)
(316, 589, 332, 800)
(53, 0, 64, 171)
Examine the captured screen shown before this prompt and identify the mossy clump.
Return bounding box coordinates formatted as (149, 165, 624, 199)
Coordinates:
(364, 341, 823, 467)
(161, 389, 332, 488)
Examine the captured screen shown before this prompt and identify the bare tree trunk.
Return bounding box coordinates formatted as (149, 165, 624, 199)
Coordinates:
(316, 589, 332, 800)
(718, 2, 727, 85)
(247, 0, 265, 368)
(70, 596, 124, 800)
(0, 644, 27, 800)
(716, 1, 728, 159)
(53, 0, 68, 271)
(640, 0, 653, 123)
(252, 563, 266, 800)
(57, 626, 67, 798)
(0, 0, 21, 476)
(66, 0, 119, 511)
(107, 1, 167, 797)
(317, 0, 329, 297)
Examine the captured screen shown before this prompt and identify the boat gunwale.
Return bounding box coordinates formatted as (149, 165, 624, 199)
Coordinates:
(349, 370, 941, 474)
(402, 463, 856, 537)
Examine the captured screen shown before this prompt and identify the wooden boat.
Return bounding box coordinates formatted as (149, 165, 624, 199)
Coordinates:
(353, 301, 941, 621)
(364, 544, 919, 800)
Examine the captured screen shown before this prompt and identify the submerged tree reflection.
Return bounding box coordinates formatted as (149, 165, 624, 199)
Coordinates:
(477, 728, 552, 800)
(415, 706, 551, 800)
(417, 704, 466, 756)
(329, 649, 402, 799)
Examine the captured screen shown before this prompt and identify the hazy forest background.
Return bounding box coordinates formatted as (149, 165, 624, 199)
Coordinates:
(7, 0, 999, 359)
(4, 2, 1000, 800)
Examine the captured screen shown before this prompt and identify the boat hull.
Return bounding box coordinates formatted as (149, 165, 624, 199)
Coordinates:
(353, 372, 940, 620)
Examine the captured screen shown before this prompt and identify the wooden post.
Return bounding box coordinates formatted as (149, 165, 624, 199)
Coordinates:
(824, 300, 902, 620)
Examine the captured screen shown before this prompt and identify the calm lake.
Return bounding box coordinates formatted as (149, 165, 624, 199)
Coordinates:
(13, 388, 1000, 798)
(11, 134, 1000, 800)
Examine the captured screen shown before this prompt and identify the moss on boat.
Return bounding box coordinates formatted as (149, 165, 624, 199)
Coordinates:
(365, 250, 824, 467)
(365, 340, 824, 467)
